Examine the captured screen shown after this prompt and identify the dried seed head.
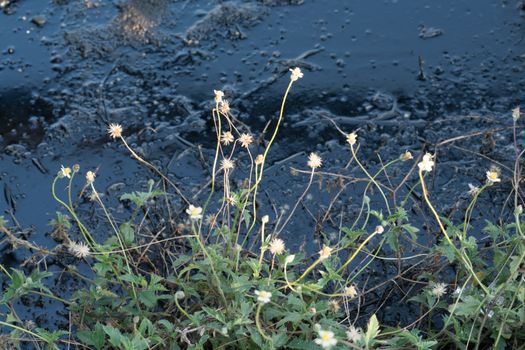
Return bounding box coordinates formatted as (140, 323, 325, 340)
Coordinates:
(307, 152, 322, 169)
(238, 133, 253, 148)
(214, 90, 224, 104)
(346, 132, 357, 146)
(269, 238, 285, 255)
(107, 123, 123, 139)
(221, 131, 234, 145)
(221, 158, 235, 171)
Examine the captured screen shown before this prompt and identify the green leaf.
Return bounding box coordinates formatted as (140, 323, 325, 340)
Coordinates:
(102, 325, 123, 348)
(364, 314, 380, 348)
(120, 221, 135, 246)
(77, 323, 105, 350)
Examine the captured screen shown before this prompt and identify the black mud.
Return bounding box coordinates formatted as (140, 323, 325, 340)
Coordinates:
(1, 0, 525, 336)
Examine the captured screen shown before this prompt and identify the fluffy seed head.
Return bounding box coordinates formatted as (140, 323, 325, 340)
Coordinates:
(261, 215, 269, 224)
(238, 133, 253, 148)
(221, 158, 235, 171)
(221, 131, 234, 145)
(344, 285, 358, 298)
(375, 225, 384, 234)
(220, 100, 230, 114)
(108, 123, 123, 139)
(431, 282, 447, 297)
(346, 326, 362, 343)
(68, 241, 91, 259)
(307, 152, 322, 169)
(269, 238, 285, 255)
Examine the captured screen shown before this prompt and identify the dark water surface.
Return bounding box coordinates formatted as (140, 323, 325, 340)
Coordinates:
(1, 0, 524, 332)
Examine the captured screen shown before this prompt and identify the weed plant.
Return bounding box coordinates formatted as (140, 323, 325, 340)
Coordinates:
(0, 69, 524, 349)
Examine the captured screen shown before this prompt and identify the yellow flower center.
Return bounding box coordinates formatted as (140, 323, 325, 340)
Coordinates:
(321, 333, 331, 341)
(488, 171, 498, 180)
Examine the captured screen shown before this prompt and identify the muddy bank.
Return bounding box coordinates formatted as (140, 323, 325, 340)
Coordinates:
(1, 0, 525, 335)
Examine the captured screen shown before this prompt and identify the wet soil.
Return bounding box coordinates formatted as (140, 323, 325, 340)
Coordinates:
(1, 0, 525, 337)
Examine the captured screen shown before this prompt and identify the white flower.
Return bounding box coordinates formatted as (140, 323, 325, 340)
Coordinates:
(289, 67, 303, 82)
(214, 90, 224, 104)
(261, 215, 269, 224)
(254, 290, 272, 304)
(186, 204, 203, 221)
(269, 238, 285, 255)
(308, 152, 322, 169)
(346, 132, 357, 146)
(486, 168, 501, 183)
(60, 165, 72, 179)
(314, 329, 337, 349)
(418, 153, 435, 172)
(68, 241, 91, 259)
(431, 282, 447, 297)
(318, 245, 332, 261)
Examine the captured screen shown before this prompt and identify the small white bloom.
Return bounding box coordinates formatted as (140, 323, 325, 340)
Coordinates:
(314, 329, 337, 349)
(254, 290, 272, 304)
(261, 215, 269, 224)
(60, 165, 72, 179)
(186, 204, 203, 221)
(486, 168, 501, 183)
(289, 67, 303, 82)
(214, 90, 224, 104)
(418, 153, 435, 172)
(346, 132, 357, 146)
(318, 245, 333, 261)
